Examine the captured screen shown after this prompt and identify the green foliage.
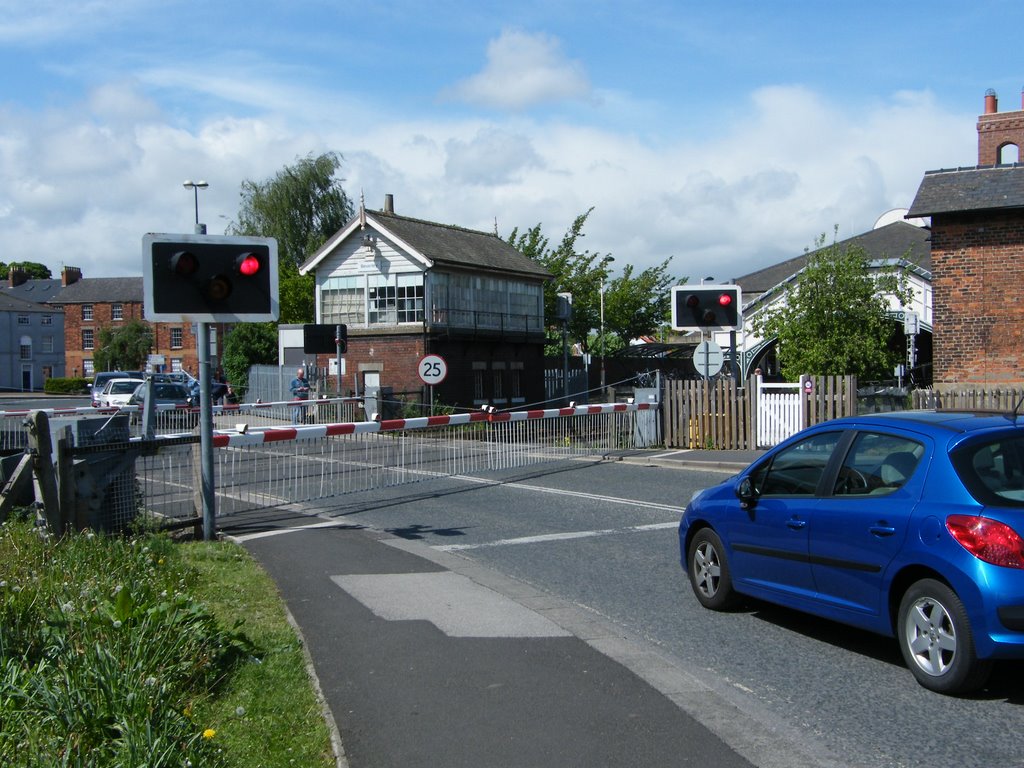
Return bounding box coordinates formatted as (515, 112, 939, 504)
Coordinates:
(221, 323, 278, 398)
(0, 261, 51, 279)
(507, 209, 678, 352)
(44, 377, 90, 395)
(229, 152, 353, 324)
(0, 522, 254, 767)
(751, 230, 913, 380)
(93, 319, 154, 372)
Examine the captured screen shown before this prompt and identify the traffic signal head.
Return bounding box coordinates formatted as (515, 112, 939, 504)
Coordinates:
(671, 285, 742, 330)
(143, 234, 279, 322)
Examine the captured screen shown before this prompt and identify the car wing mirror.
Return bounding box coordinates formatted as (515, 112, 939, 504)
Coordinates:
(736, 476, 757, 509)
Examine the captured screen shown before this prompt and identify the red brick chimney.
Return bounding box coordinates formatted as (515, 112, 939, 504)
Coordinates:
(977, 87, 1024, 165)
(8, 268, 27, 287)
(61, 266, 82, 286)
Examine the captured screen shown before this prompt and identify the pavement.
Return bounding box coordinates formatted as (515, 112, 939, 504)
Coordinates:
(217, 446, 831, 768)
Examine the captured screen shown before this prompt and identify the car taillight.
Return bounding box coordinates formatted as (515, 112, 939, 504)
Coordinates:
(947, 515, 1024, 569)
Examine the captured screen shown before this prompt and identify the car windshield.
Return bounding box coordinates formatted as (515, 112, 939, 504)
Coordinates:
(109, 381, 142, 394)
(951, 434, 1024, 507)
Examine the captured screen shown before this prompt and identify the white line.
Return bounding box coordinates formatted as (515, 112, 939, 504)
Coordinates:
(434, 521, 678, 552)
(452, 474, 683, 513)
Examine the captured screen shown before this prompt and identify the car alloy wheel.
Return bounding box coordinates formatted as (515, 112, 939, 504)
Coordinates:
(687, 528, 738, 610)
(897, 578, 991, 694)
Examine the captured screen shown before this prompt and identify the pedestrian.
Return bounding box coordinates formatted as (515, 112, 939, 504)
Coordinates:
(290, 367, 310, 424)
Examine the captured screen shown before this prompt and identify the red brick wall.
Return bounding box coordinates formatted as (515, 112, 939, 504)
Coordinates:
(63, 300, 224, 377)
(931, 210, 1024, 386)
(977, 110, 1024, 165)
(315, 331, 427, 395)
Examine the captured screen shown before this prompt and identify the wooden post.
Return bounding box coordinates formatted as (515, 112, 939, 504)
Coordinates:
(28, 411, 62, 533)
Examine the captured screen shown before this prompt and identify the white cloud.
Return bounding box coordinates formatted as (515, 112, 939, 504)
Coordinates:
(444, 29, 594, 111)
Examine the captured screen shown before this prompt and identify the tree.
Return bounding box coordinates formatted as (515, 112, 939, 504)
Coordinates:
(751, 230, 913, 380)
(221, 323, 278, 397)
(93, 320, 153, 371)
(603, 259, 676, 346)
(229, 152, 353, 323)
(0, 262, 51, 279)
(508, 209, 678, 353)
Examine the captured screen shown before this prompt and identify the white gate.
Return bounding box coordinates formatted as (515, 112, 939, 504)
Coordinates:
(756, 379, 804, 448)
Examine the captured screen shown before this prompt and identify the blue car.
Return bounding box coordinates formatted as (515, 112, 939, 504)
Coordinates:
(678, 410, 1024, 694)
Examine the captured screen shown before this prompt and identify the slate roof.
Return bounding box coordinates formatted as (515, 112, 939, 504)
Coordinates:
(302, 209, 552, 281)
(734, 221, 932, 299)
(0, 278, 63, 305)
(49, 277, 143, 304)
(907, 164, 1024, 217)
(0, 290, 58, 313)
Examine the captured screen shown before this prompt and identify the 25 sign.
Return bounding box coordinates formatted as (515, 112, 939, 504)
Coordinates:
(418, 354, 448, 386)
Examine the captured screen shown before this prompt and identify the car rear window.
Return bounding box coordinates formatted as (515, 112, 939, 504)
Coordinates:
(110, 381, 142, 394)
(951, 435, 1024, 507)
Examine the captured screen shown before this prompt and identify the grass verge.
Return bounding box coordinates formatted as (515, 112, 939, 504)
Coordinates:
(0, 518, 336, 768)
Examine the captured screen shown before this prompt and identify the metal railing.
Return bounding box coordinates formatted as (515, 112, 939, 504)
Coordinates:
(126, 402, 656, 527)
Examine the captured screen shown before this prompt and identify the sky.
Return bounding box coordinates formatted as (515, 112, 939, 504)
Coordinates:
(1, 0, 1022, 286)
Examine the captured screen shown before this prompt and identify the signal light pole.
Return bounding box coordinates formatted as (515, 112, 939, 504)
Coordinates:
(183, 180, 209, 234)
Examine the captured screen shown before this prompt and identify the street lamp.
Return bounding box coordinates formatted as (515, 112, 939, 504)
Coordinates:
(183, 180, 209, 234)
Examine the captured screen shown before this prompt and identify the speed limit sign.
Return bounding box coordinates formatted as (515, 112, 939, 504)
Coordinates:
(418, 354, 448, 385)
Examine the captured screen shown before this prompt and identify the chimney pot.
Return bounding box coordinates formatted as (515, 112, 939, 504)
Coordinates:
(985, 88, 998, 114)
(384, 193, 394, 214)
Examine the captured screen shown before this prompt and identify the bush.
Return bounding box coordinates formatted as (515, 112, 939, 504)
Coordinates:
(43, 377, 90, 395)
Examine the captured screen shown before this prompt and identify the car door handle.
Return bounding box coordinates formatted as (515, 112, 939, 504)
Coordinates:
(786, 518, 807, 530)
(869, 524, 896, 536)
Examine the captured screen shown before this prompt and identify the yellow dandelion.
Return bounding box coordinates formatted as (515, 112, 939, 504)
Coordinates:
(202, 728, 216, 740)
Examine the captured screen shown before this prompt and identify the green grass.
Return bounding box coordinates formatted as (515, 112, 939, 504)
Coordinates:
(0, 518, 336, 768)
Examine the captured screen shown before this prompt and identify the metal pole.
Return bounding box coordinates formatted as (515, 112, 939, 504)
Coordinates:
(336, 324, 343, 396)
(562, 319, 569, 404)
(198, 323, 216, 540)
(600, 281, 606, 392)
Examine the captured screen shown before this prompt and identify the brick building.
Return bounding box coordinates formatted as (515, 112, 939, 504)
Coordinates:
(49, 267, 228, 378)
(907, 89, 1024, 389)
(299, 195, 551, 410)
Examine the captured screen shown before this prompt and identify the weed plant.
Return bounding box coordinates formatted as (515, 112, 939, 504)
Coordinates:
(0, 518, 256, 767)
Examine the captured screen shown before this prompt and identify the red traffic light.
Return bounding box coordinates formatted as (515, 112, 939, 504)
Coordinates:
(236, 252, 261, 277)
(717, 293, 733, 307)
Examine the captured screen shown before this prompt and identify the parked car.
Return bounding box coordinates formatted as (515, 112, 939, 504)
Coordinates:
(679, 410, 1024, 694)
(127, 382, 198, 430)
(91, 371, 144, 404)
(96, 377, 145, 408)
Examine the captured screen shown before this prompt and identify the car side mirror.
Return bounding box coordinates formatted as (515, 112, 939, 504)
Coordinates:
(736, 477, 757, 509)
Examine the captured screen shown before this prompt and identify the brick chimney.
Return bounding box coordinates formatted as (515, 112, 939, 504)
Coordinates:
(8, 267, 27, 287)
(61, 266, 82, 286)
(977, 87, 1024, 165)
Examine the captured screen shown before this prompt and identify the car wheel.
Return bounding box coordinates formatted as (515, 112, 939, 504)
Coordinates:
(687, 528, 739, 610)
(897, 578, 992, 694)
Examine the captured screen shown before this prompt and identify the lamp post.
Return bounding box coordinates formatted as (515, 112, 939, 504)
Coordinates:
(183, 180, 209, 234)
(599, 256, 614, 395)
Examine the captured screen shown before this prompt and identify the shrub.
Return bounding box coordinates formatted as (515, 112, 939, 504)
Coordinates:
(43, 377, 91, 395)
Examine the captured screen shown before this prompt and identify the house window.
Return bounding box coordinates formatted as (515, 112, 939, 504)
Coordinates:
(492, 361, 506, 404)
(19, 336, 31, 361)
(17, 314, 28, 325)
(511, 361, 524, 403)
(83, 359, 94, 376)
(42, 335, 53, 353)
(368, 275, 397, 324)
(112, 303, 123, 321)
(322, 276, 365, 326)
(396, 274, 425, 323)
(170, 328, 183, 349)
(472, 362, 486, 404)
(41, 314, 52, 326)
(82, 304, 93, 322)
(171, 358, 183, 372)
(82, 329, 94, 350)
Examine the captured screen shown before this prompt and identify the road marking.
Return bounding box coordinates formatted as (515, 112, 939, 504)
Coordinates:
(332, 571, 571, 638)
(435, 521, 678, 551)
(452, 474, 683, 513)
